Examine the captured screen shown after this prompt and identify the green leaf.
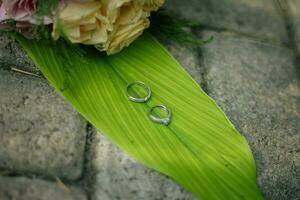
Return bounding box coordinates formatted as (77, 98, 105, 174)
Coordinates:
(149, 9, 213, 47)
(36, 0, 59, 16)
(17, 33, 264, 200)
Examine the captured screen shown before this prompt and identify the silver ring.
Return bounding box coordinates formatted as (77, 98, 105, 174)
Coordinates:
(149, 105, 171, 126)
(126, 81, 151, 103)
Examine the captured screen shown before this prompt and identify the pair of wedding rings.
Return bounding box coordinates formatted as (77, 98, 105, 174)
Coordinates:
(126, 81, 171, 126)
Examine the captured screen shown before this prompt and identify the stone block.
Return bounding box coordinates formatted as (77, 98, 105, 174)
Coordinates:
(164, 0, 287, 43)
(288, 0, 300, 53)
(0, 176, 87, 200)
(200, 31, 300, 200)
(91, 134, 197, 200)
(0, 69, 87, 180)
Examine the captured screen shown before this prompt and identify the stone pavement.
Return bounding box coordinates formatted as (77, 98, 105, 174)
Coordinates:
(288, 0, 300, 55)
(0, 0, 299, 200)
(199, 31, 300, 200)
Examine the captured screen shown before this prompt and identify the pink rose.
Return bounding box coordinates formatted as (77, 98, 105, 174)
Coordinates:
(0, 0, 52, 24)
(3, 0, 37, 22)
(0, 0, 8, 21)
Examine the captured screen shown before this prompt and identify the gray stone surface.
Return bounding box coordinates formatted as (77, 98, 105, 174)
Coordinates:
(0, 176, 87, 200)
(0, 36, 38, 74)
(91, 133, 197, 200)
(0, 69, 87, 180)
(164, 0, 287, 43)
(200, 31, 300, 200)
(164, 42, 203, 85)
(288, 0, 300, 53)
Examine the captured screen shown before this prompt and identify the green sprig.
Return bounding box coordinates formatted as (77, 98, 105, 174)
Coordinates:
(36, 0, 59, 16)
(149, 9, 213, 46)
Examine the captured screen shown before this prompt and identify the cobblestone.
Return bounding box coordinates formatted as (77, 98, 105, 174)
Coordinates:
(164, 42, 203, 86)
(91, 134, 197, 200)
(0, 176, 87, 200)
(288, 0, 300, 53)
(200, 31, 300, 200)
(164, 0, 287, 43)
(0, 36, 37, 74)
(0, 69, 87, 180)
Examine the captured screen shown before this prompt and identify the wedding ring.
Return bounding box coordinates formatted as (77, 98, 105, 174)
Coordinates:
(126, 81, 152, 103)
(149, 105, 171, 126)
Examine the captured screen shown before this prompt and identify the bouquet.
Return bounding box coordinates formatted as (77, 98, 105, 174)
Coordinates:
(0, 0, 163, 54)
(0, 1, 264, 200)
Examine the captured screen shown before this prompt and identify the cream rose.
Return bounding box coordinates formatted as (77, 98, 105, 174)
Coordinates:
(53, 0, 164, 55)
(52, 1, 108, 45)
